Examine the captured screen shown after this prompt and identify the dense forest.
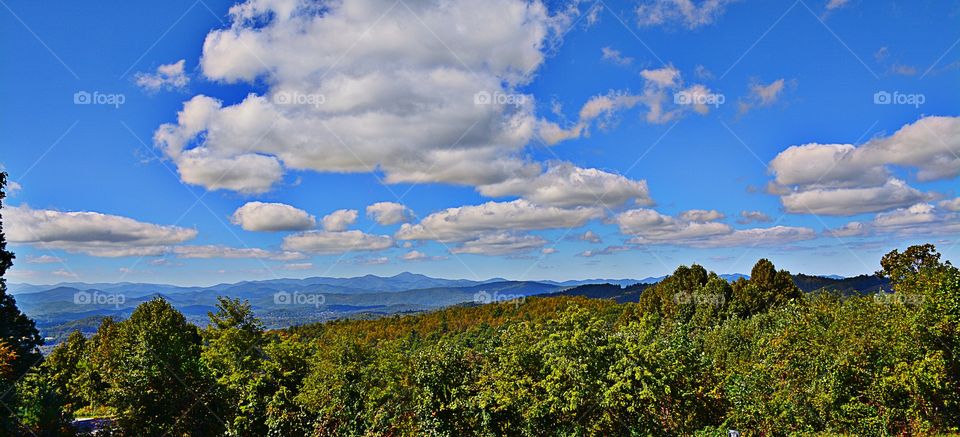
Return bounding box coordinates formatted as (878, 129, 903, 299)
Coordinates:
(1, 174, 959, 435)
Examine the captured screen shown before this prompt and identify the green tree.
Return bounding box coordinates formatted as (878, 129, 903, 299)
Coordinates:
(15, 370, 71, 436)
(105, 298, 223, 436)
(202, 297, 268, 436)
(730, 258, 801, 317)
(42, 330, 87, 414)
(0, 172, 44, 434)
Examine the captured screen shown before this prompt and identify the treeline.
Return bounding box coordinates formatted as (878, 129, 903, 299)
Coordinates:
(0, 245, 956, 435)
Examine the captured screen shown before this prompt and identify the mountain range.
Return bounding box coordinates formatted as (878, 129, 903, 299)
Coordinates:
(9, 271, 883, 345)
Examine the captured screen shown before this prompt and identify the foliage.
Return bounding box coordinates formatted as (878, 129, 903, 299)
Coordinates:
(16, 245, 960, 435)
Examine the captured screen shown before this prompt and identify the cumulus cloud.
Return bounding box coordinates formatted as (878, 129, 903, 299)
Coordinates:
(449, 232, 546, 256)
(779, 179, 931, 216)
(569, 230, 602, 244)
(825, 203, 960, 238)
(616, 208, 731, 243)
(679, 209, 724, 222)
(616, 208, 814, 247)
(366, 202, 413, 225)
(135, 59, 189, 92)
(737, 210, 772, 224)
(4, 205, 197, 257)
(639, 65, 719, 123)
(396, 199, 602, 242)
(282, 230, 393, 254)
(6, 181, 21, 196)
(478, 163, 652, 208)
(825, 221, 867, 237)
(685, 226, 816, 248)
(230, 201, 315, 231)
(174, 245, 304, 260)
(155, 0, 574, 194)
(872, 203, 939, 229)
(400, 250, 445, 262)
(767, 116, 959, 215)
(321, 209, 358, 232)
(636, 0, 737, 29)
(940, 197, 960, 212)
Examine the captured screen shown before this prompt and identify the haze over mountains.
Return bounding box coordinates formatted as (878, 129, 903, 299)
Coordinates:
(11, 271, 887, 344)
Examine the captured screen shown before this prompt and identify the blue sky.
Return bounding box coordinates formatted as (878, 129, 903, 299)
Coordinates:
(2, 0, 959, 285)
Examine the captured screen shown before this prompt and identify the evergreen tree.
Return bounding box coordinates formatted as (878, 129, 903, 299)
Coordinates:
(0, 172, 43, 433)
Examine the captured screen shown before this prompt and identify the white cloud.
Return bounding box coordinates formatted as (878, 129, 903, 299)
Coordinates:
(396, 199, 602, 242)
(825, 204, 960, 238)
(538, 91, 642, 145)
(538, 66, 715, 144)
(616, 208, 731, 243)
(354, 256, 390, 265)
(282, 262, 313, 271)
(6, 181, 21, 196)
(478, 163, 652, 208)
(739, 78, 788, 114)
(231, 201, 316, 231)
(940, 197, 960, 212)
(636, 0, 737, 29)
(616, 208, 814, 247)
(401, 250, 428, 261)
(767, 116, 960, 215)
(26, 255, 62, 264)
(825, 221, 867, 237)
(825, 0, 849, 11)
(686, 226, 816, 248)
(449, 232, 546, 256)
(135, 59, 189, 92)
(400, 250, 445, 262)
(601, 47, 633, 66)
(577, 245, 630, 257)
(52, 269, 78, 279)
(174, 245, 304, 261)
(321, 209, 358, 232)
(779, 179, 930, 216)
(156, 0, 572, 194)
(571, 230, 602, 244)
(872, 203, 939, 229)
(737, 210, 772, 224)
(282, 230, 393, 254)
(4, 205, 197, 257)
(679, 209, 724, 222)
(366, 202, 413, 225)
(541, 247, 558, 254)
